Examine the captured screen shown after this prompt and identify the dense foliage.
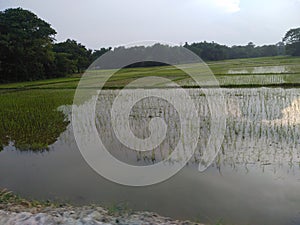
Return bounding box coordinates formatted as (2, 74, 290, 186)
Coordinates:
(0, 7, 299, 83)
(0, 8, 109, 82)
(283, 28, 300, 56)
(184, 41, 287, 61)
(0, 8, 56, 82)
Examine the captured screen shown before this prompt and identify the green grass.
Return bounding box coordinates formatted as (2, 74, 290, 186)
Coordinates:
(0, 73, 82, 89)
(0, 56, 300, 151)
(106, 202, 133, 216)
(0, 189, 59, 209)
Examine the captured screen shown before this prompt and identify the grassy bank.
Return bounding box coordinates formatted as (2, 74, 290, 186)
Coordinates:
(0, 189, 59, 211)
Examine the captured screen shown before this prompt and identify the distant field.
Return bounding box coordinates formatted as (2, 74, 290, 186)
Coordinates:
(0, 56, 300, 90)
(1, 56, 300, 150)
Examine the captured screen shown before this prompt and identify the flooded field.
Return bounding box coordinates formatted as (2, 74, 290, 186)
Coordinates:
(1, 2, 300, 223)
(227, 65, 290, 74)
(1, 87, 300, 225)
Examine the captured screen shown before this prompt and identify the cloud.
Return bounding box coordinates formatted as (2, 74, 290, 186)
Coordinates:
(213, 0, 241, 13)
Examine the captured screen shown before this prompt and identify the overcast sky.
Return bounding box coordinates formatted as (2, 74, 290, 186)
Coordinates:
(1, 0, 300, 49)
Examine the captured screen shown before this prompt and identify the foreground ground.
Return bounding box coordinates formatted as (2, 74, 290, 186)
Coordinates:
(0, 207, 200, 225)
(0, 190, 201, 225)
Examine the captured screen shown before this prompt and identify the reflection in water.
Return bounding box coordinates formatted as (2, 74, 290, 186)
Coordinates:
(69, 88, 300, 167)
(264, 97, 300, 125)
(93, 89, 210, 166)
(220, 88, 300, 166)
(1, 88, 300, 225)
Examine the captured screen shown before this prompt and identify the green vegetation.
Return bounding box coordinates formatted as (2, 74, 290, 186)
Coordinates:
(0, 8, 56, 82)
(0, 7, 299, 83)
(0, 8, 110, 83)
(0, 89, 74, 150)
(107, 202, 133, 216)
(283, 27, 300, 56)
(1, 56, 299, 90)
(0, 189, 23, 205)
(0, 189, 58, 209)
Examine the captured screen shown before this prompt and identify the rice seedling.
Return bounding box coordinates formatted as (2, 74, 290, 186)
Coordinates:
(0, 89, 74, 150)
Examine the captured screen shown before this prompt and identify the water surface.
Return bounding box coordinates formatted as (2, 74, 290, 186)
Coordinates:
(1, 87, 300, 225)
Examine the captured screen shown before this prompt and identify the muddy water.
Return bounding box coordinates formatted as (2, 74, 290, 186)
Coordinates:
(1, 88, 300, 225)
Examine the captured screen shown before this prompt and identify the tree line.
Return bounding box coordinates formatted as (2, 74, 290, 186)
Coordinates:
(0, 8, 299, 83)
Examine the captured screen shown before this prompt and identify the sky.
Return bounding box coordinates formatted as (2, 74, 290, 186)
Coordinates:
(1, 0, 300, 50)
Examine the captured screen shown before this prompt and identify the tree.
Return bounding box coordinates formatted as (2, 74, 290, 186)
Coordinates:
(53, 39, 91, 73)
(245, 42, 255, 57)
(0, 8, 56, 82)
(91, 47, 111, 62)
(283, 28, 300, 56)
(52, 52, 77, 76)
(184, 42, 229, 61)
(276, 42, 286, 55)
